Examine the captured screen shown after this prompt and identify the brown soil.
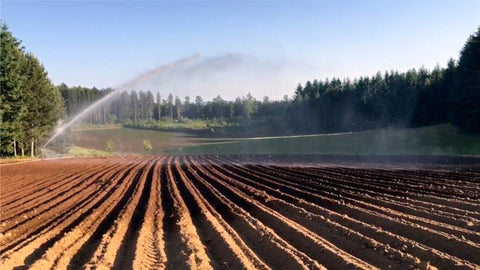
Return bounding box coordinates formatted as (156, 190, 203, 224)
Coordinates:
(1, 155, 479, 270)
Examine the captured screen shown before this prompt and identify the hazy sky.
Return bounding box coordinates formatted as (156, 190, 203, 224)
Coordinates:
(2, 0, 479, 100)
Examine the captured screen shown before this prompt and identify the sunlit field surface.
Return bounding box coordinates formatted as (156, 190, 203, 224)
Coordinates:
(2, 155, 480, 269)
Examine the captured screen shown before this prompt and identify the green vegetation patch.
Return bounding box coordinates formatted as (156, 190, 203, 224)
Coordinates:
(71, 127, 236, 153)
(67, 146, 112, 157)
(165, 124, 480, 155)
(125, 118, 232, 132)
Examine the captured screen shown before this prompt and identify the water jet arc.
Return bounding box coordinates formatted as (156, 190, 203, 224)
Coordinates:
(43, 53, 203, 148)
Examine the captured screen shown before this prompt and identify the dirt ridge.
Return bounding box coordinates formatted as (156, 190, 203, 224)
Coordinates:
(1, 155, 479, 270)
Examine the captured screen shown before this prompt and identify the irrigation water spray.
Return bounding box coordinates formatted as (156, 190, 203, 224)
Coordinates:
(42, 53, 203, 148)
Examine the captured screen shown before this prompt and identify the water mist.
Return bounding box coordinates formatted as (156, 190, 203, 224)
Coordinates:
(43, 53, 203, 148)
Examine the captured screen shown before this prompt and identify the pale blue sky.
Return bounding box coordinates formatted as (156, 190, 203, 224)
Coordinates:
(2, 1, 479, 99)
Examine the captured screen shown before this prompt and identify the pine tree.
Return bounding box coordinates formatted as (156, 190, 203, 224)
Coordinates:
(194, 96, 203, 118)
(453, 27, 480, 132)
(174, 96, 182, 120)
(294, 83, 303, 102)
(146, 91, 154, 121)
(156, 92, 162, 120)
(167, 93, 174, 118)
(131, 91, 139, 123)
(0, 23, 27, 156)
(21, 53, 64, 156)
(1, 23, 64, 156)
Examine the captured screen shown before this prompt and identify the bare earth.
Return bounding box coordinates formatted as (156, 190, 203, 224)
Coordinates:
(1, 155, 479, 270)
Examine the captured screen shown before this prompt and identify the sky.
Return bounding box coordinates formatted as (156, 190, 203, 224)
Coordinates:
(2, 0, 479, 100)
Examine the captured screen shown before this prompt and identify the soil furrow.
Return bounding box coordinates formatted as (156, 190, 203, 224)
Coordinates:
(66, 162, 148, 269)
(0, 157, 145, 269)
(261, 164, 480, 241)
(238, 162, 480, 246)
(171, 158, 252, 269)
(25, 158, 147, 270)
(175, 158, 272, 270)
(209, 156, 480, 269)
(112, 157, 158, 270)
(211, 158, 477, 269)
(132, 158, 167, 270)
(184, 158, 321, 270)
(164, 158, 212, 269)
(189, 157, 375, 269)
(2, 154, 479, 270)
(160, 159, 195, 270)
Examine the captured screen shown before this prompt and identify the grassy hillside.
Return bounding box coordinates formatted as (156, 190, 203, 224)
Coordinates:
(165, 124, 480, 155)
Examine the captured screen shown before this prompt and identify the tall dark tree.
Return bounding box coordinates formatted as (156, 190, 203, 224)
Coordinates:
(131, 91, 139, 124)
(243, 93, 257, 119)
(120, 91, 132, 122)
(294, 83, 304, 102)
(22, 53, 64, 156)
(452, 27, 480, 132)
(174, 96, 182, 120)
(0, 23, 26, 156)
(0, 23, 64, 156)
(167, 93, 174, 118)
(194, 95, 203, 118)
(156, 92, 162, 119)
(138, 90, 147, 120)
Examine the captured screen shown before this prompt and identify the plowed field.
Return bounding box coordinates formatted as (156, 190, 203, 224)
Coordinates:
(1, 155, 479, 270)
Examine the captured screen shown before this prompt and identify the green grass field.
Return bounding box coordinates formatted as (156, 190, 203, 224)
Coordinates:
(67, 146, 112, 157)
(71, 127, 236, 154)
(69, 124, 480, 156)
(164, 124, 480, 155)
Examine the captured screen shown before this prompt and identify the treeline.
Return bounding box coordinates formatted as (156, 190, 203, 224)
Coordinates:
(57, 61, 463, 135)
(0, 23, 64, 157)
(59, 84, 288, 125)
(60, 27, 479, 135)
(58, 65, 448, 134)
(291, 27, 479, 133)
(61, 32, 479, 137)
(290, 65, 455, 133)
